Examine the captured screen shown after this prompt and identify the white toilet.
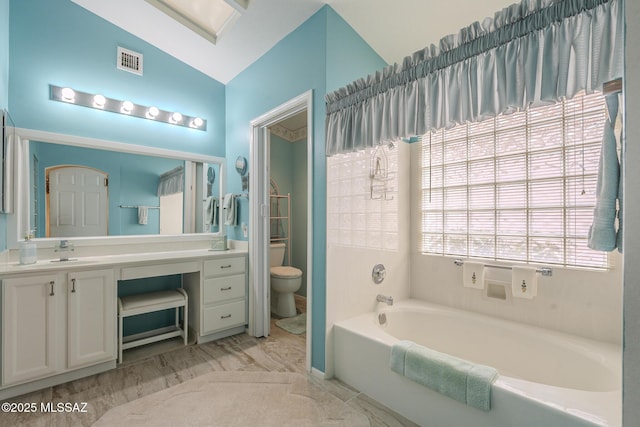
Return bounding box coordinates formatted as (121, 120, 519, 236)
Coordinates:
(270, 242, 302, 317)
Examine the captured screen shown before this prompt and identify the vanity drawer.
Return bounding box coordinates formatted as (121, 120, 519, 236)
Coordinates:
(202, 300, 246, 333)
(204, 257, 245, 277)
(203, 274, 245, 304)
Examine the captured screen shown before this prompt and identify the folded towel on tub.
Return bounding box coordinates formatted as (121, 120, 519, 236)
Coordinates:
(389, 341, 497, 411)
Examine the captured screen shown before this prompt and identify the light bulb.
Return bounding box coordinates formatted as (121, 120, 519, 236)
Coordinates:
(191, 117, 203, 128)
(93, 94, 106, 108)
(61, 87, 75, 102)
(122, 100, 134, 114)
(171, 112, 183, 123)
(147, 106, 159, 118)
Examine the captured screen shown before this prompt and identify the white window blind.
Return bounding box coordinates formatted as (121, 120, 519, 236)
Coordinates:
(328, 145, 399, 251)
(420, 91, 608, 269)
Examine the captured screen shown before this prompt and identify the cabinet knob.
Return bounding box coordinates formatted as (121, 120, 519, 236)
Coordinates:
(220, 286, 232, 291)
(71, 278, 77, 293)
(220, 264, 232, 269)
(220, 314, 232, 319)
(49, 281, 55, 296)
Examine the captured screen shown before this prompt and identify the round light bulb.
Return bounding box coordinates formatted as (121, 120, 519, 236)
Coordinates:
(93, 94, 106, 108)
(192, 117, 203, 128)
(122, 100, 134, 114)
(61, 87, 75, 101)
(171, 112, 183, 123)
(147, 106, 159, 118)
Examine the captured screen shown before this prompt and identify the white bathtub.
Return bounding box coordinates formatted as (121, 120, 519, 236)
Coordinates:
(333, 299, 621, 426)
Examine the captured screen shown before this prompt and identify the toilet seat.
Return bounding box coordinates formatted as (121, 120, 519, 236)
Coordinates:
(270, 266, 302, 279)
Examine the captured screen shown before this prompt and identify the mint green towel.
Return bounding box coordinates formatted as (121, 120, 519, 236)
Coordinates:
(390, 341, 497, 411)
(467, 364, 498, 411)
(389, 340, 413, 376)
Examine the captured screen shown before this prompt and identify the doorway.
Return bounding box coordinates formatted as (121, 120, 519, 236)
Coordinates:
(248, 91, 313, 372)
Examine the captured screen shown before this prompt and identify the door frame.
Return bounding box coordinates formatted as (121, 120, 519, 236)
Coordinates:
(247, 90, 313, 373)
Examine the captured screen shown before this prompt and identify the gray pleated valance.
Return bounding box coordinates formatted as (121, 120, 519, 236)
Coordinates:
(157, 165, 184, 196)
(325, 0, 623, 155)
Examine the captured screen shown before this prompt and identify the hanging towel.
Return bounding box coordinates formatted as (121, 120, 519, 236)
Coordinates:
(205, 196, 218, 226)
(511, 266, 537, 299)
(389, 340, 497, 411)
(462, 261, 485, 289)
(223, 193, 237, 226)
(588, 93, 620, 251)
(615, 93, 624, 253)
(138, 206, 148, 225)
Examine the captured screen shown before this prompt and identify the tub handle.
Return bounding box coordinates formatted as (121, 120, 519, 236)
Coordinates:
(372, 264, 386, 284)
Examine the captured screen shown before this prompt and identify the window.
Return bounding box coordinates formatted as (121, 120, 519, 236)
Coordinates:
(420, 91, 608, 269)
(328, 144, 399, 251)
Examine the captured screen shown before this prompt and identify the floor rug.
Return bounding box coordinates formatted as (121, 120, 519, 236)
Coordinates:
(275, 312, 306, 335)
(93, 371, 368, 426)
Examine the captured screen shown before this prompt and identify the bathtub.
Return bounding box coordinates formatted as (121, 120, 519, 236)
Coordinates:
(333, 299, 621, 427)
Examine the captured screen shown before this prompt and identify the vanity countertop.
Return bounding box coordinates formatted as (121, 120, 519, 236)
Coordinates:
(0, 248, 247, 276)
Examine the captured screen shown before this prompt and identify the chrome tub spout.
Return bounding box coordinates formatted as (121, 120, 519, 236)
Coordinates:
(376, 294, 393, 306)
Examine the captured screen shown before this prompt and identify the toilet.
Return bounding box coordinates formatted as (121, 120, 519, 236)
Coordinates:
(270, 242, 302, 317)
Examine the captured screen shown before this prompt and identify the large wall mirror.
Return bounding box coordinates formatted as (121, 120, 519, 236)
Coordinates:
(8, 128, 225, 247)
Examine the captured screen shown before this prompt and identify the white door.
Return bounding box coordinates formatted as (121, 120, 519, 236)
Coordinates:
(67, 269, 116, 369)
(2, 275, 59, 385)
(48, 166, 108, 237)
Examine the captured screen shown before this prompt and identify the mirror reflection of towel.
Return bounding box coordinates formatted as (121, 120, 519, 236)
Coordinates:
(223, 193, 237, 226)
(205, 196, 218, 226)
(138, 206, 149, 225)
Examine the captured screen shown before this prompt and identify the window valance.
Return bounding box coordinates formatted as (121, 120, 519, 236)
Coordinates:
(157, 165, 184, 197)
(325, 0, 623, 155)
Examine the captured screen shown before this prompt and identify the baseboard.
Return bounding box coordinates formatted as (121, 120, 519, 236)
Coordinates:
(310, 367, 326, 379)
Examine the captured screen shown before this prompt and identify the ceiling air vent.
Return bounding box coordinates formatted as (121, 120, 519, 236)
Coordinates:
(117, 47, 143, 76)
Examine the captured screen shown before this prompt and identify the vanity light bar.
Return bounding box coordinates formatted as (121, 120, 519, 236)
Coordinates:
(49, 85, 207, 131)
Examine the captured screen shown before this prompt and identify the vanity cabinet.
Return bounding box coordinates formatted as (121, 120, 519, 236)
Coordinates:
(185, 254, 247, 343)
(67, 269, 116, 369)
(2, 274, 62, 385)
(1, 269, 116, 387)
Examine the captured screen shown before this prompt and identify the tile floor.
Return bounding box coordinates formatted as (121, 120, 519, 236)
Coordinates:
(3, 314, 417, 426)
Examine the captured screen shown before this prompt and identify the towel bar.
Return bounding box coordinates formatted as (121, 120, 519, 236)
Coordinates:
(453, 259, 552, 277)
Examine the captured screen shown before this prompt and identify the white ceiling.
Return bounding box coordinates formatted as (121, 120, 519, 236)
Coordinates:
(71, 0, 517, 84)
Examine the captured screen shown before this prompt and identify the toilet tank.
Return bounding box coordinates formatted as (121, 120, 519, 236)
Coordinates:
(270, 242, 286, 267)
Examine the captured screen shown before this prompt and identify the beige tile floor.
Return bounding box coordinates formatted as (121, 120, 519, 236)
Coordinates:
(3, 307, 417, 427)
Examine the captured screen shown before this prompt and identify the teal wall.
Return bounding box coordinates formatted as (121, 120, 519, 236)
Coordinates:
(0, 0, 8, 251)
(226, 6, 385, 371)
(8, 0, 225, 157)
(31, 142, 183, 237)
(226, 7, 328, 370)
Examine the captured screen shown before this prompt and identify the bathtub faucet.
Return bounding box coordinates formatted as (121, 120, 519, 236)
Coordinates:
(376, 294, 393, 306)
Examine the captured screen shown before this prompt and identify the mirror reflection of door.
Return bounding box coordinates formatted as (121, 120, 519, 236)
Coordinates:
(46, 166, 108, 237)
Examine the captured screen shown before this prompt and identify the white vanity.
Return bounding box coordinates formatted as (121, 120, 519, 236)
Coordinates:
(0, 241, 248, 400)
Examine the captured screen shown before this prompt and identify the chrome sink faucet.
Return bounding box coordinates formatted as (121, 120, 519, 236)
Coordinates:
(54, 240, 75, 261)
(376, 294, 393, 306)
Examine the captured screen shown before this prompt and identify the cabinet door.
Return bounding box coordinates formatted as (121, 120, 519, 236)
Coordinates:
(67, 269, 116, 369)
(2, 275, 59, 385)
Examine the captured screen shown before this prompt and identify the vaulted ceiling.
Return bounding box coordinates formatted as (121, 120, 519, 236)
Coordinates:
(71, 0, 516, 84)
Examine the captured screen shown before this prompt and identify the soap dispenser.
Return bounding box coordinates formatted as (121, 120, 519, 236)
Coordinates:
(19, 230, 37, 265)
